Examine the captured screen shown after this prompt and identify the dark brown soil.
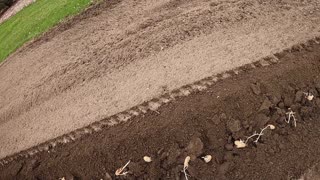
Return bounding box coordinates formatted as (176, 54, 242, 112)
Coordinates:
(2, 42, 320, 180)
(2, 0, 320, 159)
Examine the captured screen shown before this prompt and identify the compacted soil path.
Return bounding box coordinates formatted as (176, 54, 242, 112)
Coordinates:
(1, 35, 320, 180)
(0, 0, 320, 161)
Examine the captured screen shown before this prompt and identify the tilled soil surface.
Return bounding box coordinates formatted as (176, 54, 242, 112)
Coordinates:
(1, 39, 320, 180)
(1, 0, 320, 159)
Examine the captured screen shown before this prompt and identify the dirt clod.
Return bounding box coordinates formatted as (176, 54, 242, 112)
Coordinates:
(284, 94, 294, 107)
(103, 172, 112, 180)
(259, 98, 273, 113)
(250, 83, 261, 95)
(255, 113, 270, 129)
(270, 94, 281, 105)
(185, 137, 204, 160)
(225, 144, 234, 151)
(226, 118, 242, 134)
(295, 91, 304, 103)
(278, 102, 285, 109)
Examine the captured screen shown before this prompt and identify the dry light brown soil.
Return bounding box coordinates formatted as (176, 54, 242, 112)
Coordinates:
(1, 0, 320, 159)
(1, 38, 320, 180)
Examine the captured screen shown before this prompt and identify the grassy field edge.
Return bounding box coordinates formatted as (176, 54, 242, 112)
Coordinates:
(0, 0, 93, 63)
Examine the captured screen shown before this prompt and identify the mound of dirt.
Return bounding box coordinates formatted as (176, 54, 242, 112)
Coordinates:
(1, 36, 320, 180)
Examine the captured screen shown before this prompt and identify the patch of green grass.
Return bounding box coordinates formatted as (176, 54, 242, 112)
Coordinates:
(0, 0, 92, 62)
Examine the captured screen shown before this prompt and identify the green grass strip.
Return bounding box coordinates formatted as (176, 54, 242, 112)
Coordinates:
(0, 0, 92, 63)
